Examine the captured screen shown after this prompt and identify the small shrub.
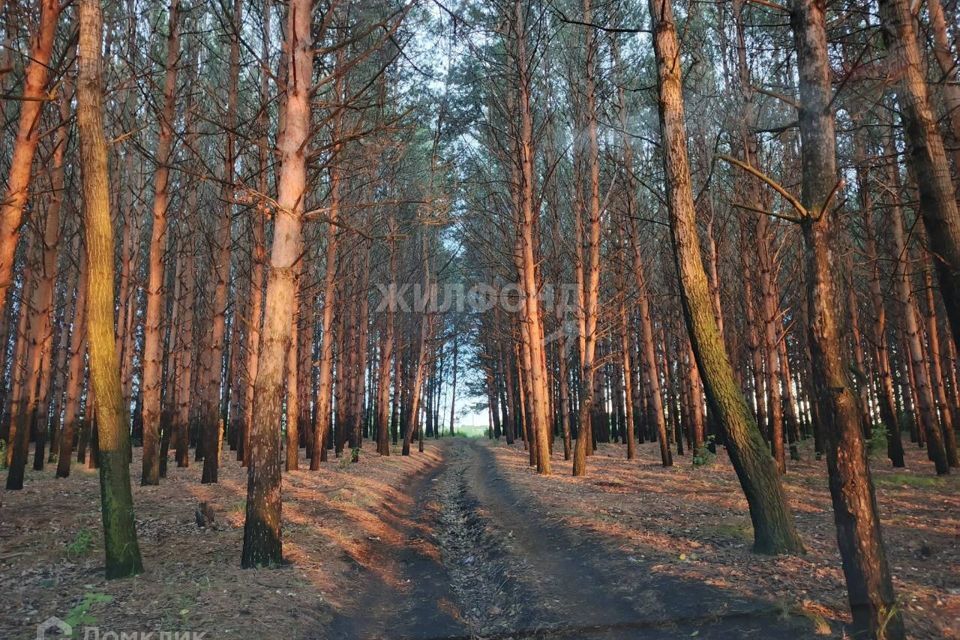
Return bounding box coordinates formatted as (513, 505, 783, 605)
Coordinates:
(867, 426, 888, 457)
(0, 439, 6, 470)
(66, 529, 94, 558)
(693, 435, 716, 467)
(64, 592, 113, 628)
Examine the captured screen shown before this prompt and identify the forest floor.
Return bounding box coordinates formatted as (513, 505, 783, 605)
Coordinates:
(0, 437, 957, 640)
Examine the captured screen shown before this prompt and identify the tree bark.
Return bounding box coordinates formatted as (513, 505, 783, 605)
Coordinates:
(310, 51, 345, 469)
(57, 253, 88, 478)
(141, 0, 180, 486)
(200, 0, 240, 484)
(921, 250, 959, 467)
(879, 0, 960, 359)
(242, 0, 312, 569)
(651, 0, 802, 554)
(242, 0, 271, 467)
(791, 0, 905, 635)
(0, 0, 60, 316)
(926, 0, 960, 174)
(77, 0, 144, 579)
(571, 0, 602, 477)
(856, 132, 905, 467)
(285, 272, 301, 472)
(885, 130, 950, 475)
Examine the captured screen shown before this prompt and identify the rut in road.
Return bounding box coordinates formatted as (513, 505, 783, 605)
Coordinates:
(432, 440, 542, 637)
(326, 457, 468, 640)
(328, 439, 819, 639)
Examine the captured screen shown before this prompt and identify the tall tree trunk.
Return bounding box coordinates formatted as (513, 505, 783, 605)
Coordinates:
(650, 0, 802, 554)
(571, 0, 602, 477)
(885, 131, 950, 474)
(310, 53, 345, 469)
(879, 0, 960, 358)
(758, 217, 784, 472)
(0, 0, 60, 315)
(352, 249, 371, 454)
(790, 1, 905, 635)
(242, 0, 271, 467)
(200, 0, 240, 484)
(926, 0, 960, 174)
(141, 0, 180, 486)
(403, 234, 433, 456)
(174, 231, 196, 468)
(285, 271, 301, 472)
(921, 251, 959, 467)
(375, 218, 396, 456)
(242, 0, 311, 569)
(510, 0, 551, 473)
(76, 0, 144, 579)
(687, 339, 706, 454)
(630, 237, 671, 466)
(620, 302, 637, 459)
(57, 253, 88, 478)
(448, 335, 458, 436)
(857, 132, 905, 467)
(34, 71, 75, 472)
(6, 101, 67, 488)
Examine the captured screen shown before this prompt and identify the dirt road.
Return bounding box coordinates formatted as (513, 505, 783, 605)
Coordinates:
(328, 438, 817, 639)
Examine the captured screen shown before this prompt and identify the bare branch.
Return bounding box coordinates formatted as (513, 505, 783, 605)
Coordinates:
(717, 154, 808, 219)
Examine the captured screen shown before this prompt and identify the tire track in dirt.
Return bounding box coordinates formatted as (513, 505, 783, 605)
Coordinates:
(326, 439, 819, 639)
(326, 446, 468, 640)
(432, 440, 541, 638)
(459, 439, 820, 639)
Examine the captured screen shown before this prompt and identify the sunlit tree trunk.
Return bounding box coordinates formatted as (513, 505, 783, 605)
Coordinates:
(732, 0, 785, 470)
(310, 52, 345, 469)
(36, 70, 76, 471)
(6, 92, 67, 487)
(926, 0, 960, 174)
(571, 0, 602, 477)
(885, 130, 950, 475)
(242, 0, 312, 569)
(141, 0, 180, 486)
(651, 0, 802, 554)
(790, 0, 905, 635)
(77, 0, 144, 579)
(504, 0, 552, 473)
(0, 0, 60, 316)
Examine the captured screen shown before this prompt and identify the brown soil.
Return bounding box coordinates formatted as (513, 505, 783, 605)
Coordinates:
(1, 437, 957, 640)
(0, 444, 441, 640)
(487, 438, 960, 640)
